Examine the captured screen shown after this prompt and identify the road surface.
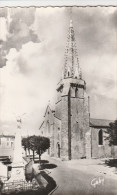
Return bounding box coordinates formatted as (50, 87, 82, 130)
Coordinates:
(42, 156, 117, 195)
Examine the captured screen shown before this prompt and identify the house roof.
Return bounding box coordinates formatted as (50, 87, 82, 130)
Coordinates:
(90, 118, 113, 127)
(0, 134, 15, 138)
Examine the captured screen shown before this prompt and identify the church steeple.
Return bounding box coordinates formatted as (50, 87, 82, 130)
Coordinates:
(63, 20, 82, 79)
(55, 16, 89, 161)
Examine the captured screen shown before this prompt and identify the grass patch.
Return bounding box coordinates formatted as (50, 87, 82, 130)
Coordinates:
(41, 163, 57, 169)
(105, 159, 117, 168)
(34, 160, 49, 164)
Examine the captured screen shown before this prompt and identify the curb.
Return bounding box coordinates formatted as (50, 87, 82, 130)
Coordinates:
(48, 185, 59, 195)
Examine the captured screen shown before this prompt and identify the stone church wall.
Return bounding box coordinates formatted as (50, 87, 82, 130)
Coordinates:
(53, 118, 61, 158)
(71, 97, 85, 159)
(91, 127, 112, 158)
(40, 105, 62, 158)
(83, 93, 91, 158)
(70, 87, 90, 159)
(60, 96, 69, 160)
(55, 100, 62, 120)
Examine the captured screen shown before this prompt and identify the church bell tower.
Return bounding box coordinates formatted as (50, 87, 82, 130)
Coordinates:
(55, 20, 90, 160)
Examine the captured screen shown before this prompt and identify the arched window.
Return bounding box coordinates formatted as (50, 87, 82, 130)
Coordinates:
(68, 71, 70, 77)
(75, 87, 78, 97)
(98, 129, 103, 145)
(57, 142, 60, 158)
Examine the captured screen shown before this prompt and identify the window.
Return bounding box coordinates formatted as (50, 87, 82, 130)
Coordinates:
(57, 143, 60, 158)
(75, 87, 78, 97)
(98, 129, 103, 145)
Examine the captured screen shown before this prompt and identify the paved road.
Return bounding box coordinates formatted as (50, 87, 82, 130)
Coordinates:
(42, 156, 117, 195)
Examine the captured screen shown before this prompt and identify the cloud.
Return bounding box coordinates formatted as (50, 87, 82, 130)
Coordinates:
(110, 9, 117, 29)
(0, 7, 39, 68)
(0, 48, 7, 68)
(0, 8, 7, 18)
(73, 7, 117, 55)
(0, 17, 8, 41)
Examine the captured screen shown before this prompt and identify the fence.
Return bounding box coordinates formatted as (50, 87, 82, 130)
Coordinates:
(1, 178, 39, 194)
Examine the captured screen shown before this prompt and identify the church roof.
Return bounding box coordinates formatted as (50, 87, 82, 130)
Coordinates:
(90, 118, 113, 127)
(39, 121, 44, 130)
(54, 115, 61, 121)
(44, 104, 55, 117)
(63, 20, 82, 79)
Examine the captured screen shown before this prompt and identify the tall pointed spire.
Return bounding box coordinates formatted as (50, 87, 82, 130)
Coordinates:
(63, 19, 82, 79)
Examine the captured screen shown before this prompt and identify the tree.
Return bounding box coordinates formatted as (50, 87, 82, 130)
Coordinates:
(27, 136, 31, 156)
(22, 137, 28, 156)
(22, 137, 31, 157)
(36, 136, 50, 163)
(105, 120, 117, 146)
(29, 135, 37, 161)
(0, 178, 3, 195)
(22, 135, 50, 162)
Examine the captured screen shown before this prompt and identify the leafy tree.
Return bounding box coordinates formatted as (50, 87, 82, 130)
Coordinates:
(22, 135, 50, 162)
(29, 135, 37, 161)
(105, 120, 117, 146)
(27, 136, 31, 156)
(22, 137, 31, 157)
(0, 178, 3, 195)
(22, 137, 28, 156)
(36, 136, 50, 163)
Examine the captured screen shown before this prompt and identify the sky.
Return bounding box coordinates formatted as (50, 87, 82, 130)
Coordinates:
(0, 7, 117, 135)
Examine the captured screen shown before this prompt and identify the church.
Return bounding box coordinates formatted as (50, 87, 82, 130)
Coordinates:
(39, 20, 117, 160)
